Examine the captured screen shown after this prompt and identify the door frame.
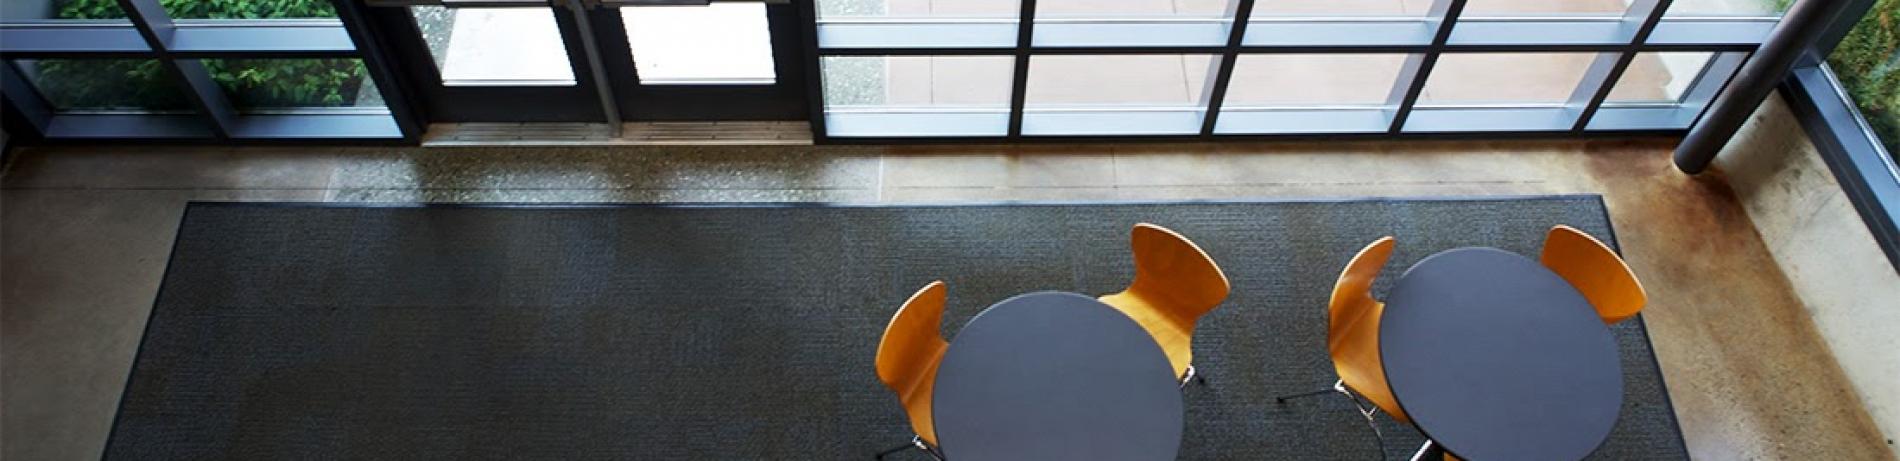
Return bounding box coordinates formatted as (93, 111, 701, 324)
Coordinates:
(364, 0, 807, 125)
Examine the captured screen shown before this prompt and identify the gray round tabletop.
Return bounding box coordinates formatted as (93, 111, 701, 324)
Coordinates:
(1380, 247, 1624, 461)
(932, 292, 1184, 461)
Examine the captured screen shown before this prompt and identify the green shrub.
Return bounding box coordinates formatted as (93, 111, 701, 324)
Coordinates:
(47, 0, 363, 110)
(1827, 0, 1900, 157)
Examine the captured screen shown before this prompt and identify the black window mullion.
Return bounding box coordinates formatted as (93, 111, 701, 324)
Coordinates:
(1006, 0, 1036, 138)
(1569, 0, 1674, 132)
(119, 0, 237, 138)
(1386, 0, 1466, 134)
(1198, 0, 1256, 137)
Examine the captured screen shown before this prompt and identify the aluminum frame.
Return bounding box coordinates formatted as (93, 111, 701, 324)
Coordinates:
(804, 0, 1791, 143)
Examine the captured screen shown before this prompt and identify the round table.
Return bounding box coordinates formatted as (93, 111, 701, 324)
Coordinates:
(932, 291, 1184, 461)
(1380, 247, 1624, 461)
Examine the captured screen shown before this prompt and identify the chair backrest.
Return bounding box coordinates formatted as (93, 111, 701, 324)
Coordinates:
(876, 281, 950, 398)
(1121, 223, 1233, 325)
(1541, 225, 1647, 324)
(1328, 236, 1394, 341)
(1327, 236, 1407, 422)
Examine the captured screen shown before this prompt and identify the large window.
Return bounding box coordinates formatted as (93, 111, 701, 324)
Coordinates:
(1827, 0, 1898, 158)
(0, 0, 404, 140)
(812, 0, 1757, 139)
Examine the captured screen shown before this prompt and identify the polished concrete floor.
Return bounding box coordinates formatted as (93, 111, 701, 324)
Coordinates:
(1, 139, 1892, 460)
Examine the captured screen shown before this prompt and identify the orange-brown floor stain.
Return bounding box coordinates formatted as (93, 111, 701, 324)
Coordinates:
(1579, 140, 1892, 460)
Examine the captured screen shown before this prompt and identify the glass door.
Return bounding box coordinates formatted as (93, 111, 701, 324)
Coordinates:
(366, 0, 807, 125)
(368, 1, 605, 122)
(588, 1, 809, 121)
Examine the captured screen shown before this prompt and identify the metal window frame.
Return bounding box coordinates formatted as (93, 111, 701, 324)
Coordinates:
(1777, 0, 1900, 273)
(801, 0, 1804, 144)
(0, 0, 421, 144)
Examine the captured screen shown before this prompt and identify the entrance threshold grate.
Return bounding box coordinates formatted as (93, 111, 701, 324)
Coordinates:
(422, 122, 813, 146)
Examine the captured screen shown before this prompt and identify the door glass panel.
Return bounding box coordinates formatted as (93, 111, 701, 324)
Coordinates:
(411, 6, 576, 86)
(622, 3, 777, 85)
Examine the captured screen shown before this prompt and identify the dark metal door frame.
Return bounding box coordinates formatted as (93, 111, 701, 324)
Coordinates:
(587, 3, 809, 121)
(363, 0, 807, 127)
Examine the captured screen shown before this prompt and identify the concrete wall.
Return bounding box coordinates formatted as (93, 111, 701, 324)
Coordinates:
(1715, 92, 1900, 453)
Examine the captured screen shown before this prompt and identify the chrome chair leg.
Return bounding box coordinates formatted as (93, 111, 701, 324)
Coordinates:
(1277, 379, 1387, 458)
(875, 435, 944, 461)
(1408, 440, 1441, 461)
(1179, 364, 1208, 389)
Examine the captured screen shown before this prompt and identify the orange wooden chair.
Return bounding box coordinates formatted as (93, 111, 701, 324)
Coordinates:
(874, 281, 951, 460)
(1541, 225, 1647, 324)
(1277, 236, 1406, 452)
(1098, 223, 1232, 387)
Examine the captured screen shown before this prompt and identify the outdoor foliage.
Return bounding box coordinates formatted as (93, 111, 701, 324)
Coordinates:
(41, 0, 364, 110)
(1827, 0, 1900, 157)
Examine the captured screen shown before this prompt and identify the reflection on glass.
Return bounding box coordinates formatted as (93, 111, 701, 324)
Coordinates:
(1, 0, 128, 21)
(1252, 0, 1435, 17)
(1027, 55, 1218, 107)
(11, 59, 191, 111)
(1224, 54, 1408, 107)
(822, 56, 1012, 109)
(411, 6, 576, 86)
(1828, 2, 1899, 157)
(816, 0, 1018, 19)
(1664, 0, 1789, 17)
(164, 0, 336, 19)
(623, 3, 776, 85)
(1420, 53, 1596, 105)
(202, 59, 383, 109)
(1605, 52, 1714, 103)
(1460, 0, 1628, 16)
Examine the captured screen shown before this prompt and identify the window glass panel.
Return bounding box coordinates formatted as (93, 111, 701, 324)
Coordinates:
(1224, 54, 1409, 107)
(1037, 0, 1228, 18)
(623, 3, 777, 85)
(1828, 1, 1899, 157)
(202, 58, 383, 110)
(1419, 52, 1596, 105)
(1024, 54, 1217, 135)
(1665, 0, 1789, 17)
(11, 59, 192, 111)
(823, 56, 1012, 109)
(411, 6, 576, 86)
(1, 0, 129, 21)
(817, 0, 1019, 19)
(1460, 0, 1628, 16)
(822, 56, 1013, 137)
(1251, 0, 1435, 17)
(1606, 52, 1715, 103)
(164, 0, 337, 19)
(1027, 54, 1216, 107)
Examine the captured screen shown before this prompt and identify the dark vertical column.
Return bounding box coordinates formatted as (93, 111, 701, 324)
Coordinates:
(1385, 0, 1466, 133)
(1567, 0, 1671, 131)
(1006, 0, 1037, 138)
(563, 0, 622, 137)
(795, 0, 828, 142)
(1672, 0, 1855, 174)
(334, 0, 426, 142)
(1198, 0, 1256, 137)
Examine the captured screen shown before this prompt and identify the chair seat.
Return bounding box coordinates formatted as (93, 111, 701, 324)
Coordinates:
(905, 349, 946, 446)
(1100, 292, 1195, 380)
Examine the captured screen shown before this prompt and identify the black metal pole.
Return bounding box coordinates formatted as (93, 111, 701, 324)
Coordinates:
(1673, 0, 1855, 174)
